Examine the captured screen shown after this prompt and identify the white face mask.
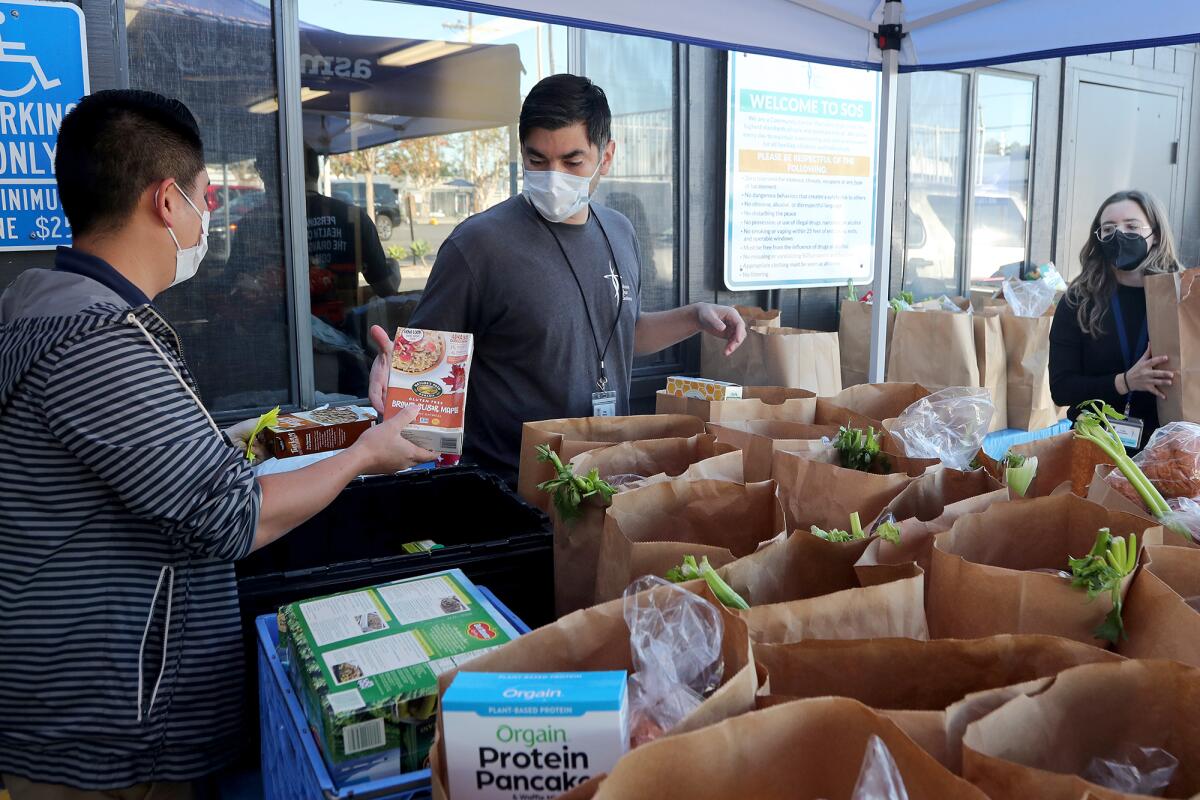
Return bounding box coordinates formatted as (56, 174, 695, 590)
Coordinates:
(162, 183, 210, 287)
(523, 154, 604, 223)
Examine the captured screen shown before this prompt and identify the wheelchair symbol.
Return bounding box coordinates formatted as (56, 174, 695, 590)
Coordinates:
(0, 16, 61, 98)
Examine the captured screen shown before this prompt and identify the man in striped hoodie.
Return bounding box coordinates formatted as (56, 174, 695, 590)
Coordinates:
(0, 91, 436, 798)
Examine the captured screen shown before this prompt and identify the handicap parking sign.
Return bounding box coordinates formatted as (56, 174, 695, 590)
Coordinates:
(0, 1, 88, 251)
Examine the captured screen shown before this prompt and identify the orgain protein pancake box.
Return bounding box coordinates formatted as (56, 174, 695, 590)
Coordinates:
(384, 328, 473, 455)
(442, 671, 629, 800)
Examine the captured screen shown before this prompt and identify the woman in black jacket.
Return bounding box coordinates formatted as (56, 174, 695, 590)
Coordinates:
(1049, 189, 1182, 447)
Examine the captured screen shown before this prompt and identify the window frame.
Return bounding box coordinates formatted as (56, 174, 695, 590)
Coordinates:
(902, 68, 971, 300)
(898, 64, 1044, 302)
(960, 67, 1039, 296)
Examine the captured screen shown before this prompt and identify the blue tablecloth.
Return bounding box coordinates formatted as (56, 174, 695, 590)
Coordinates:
(982, 419, 1073, 460)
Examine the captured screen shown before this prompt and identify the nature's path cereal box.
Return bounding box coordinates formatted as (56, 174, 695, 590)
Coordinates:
(385, 328, 473, 454)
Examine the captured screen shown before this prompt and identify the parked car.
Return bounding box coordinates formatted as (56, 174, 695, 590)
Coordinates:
(904, 189, 1028, 298)
(205, 184, 262, 213)
(208, 189, 266, 262)
(330, 181, 404, 241)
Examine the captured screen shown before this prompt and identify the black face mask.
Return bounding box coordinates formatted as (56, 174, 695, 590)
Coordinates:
(1098, 230, 1150, 271)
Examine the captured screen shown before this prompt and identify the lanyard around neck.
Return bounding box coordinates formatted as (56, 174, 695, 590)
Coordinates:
(537, 208, 624, 391)
(1112, 289, 1149, 409)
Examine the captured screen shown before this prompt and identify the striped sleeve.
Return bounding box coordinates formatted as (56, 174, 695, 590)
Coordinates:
(39, 324, 260, 562)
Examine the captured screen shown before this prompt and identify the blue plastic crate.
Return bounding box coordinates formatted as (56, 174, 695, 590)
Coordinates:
(257, 586, 531, 800)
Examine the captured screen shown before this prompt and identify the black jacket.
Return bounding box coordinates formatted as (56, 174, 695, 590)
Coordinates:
(1049, 283, 1159, 434)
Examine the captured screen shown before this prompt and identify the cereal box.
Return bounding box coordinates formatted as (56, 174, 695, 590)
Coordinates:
(282, 569, 521, 785)
(665, 376, 744, 401)
(263, 406, 376, 459)
(385, 328, 474, 455)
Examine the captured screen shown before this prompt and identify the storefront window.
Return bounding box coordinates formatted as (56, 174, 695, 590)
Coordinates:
(968, 73, 1034, 289)
(126, 0, 292, 413)
(581, 31, 678, 315)
(903, 72, 968, 300)
(292, 0, 569, 399)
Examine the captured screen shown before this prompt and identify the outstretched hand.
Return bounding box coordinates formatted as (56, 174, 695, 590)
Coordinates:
(696, 303, 748, 357)
(368, 324, 394, 414)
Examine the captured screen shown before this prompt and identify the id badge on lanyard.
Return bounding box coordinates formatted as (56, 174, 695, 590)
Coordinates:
(591, 365, 617, 417)
(1111, 416, 1145, 450)
(1112, 291, 1148, 451)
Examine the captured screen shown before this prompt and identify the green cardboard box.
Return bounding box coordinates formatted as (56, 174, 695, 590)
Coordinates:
(282, 569, 520, 783)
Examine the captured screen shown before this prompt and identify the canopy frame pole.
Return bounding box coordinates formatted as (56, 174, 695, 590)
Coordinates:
(867, 0, 902, 383)
(782, 0, 875, 31)
(907, 0, 1006, 31)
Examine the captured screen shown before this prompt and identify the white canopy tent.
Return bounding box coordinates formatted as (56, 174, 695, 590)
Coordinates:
(409, 0, 1200, 381)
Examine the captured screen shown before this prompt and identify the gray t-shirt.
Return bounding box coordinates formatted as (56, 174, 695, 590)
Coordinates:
(410, 196, 641, 482)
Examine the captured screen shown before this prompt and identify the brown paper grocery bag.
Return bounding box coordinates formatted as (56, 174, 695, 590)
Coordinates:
(755, 635, 1120, 772)
(737, 304, 782, 327)
(839, 299, 894, 388)
(974, 312, 1009, 431)
(551, 435, 744, 617)
(1118, 545, 1200, 666)
(584, 697, 988, 800)
(704, 326, 842, 395)
(889, 308, 980, 391)
(593, 479, 786, 604)
(518, 414, 706, 512)
(756, 327, 844, 395)
(700, 305, 782, 383)
(773, 447, 912, 534)
(856, 468, 1009, 583)
(706, 419, 841, 482)
(655, 386, 816, 422)
(928, 494, 1165, 644)
(429, 582, 759, 800)
(963, 659, 1200, 800)
(1086, 464, 1158, 520)
(979, 430, 1112, 497)
(715, 533, 927, 642)
(1146, 269, 1200, 425)
(817, 381, 931, 424)
(1001, 311, 1065, 431)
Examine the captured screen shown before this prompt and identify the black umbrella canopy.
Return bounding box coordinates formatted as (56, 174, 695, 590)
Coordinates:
(298, 30, 522, 154)
(126, 0, 523, 161)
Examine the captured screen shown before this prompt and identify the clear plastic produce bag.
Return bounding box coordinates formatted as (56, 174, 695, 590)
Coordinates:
(852, 735, 911, 800)
(1081, 744, 1179, 797)
(606, 473, 650, 492)
(889, 388, 995, 471)
(939, 295, 969, 314)
(1003, 277, 1056, 318)
(1104, 422, 1200, 517)
(623, 576, 724, 747)
(1164, 497, 1200, 544)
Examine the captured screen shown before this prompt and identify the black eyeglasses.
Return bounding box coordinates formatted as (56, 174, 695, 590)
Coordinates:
(1095, 222, 1153, 242)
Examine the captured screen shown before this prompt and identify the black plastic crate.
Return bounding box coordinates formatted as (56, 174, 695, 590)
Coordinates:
(236, 466, 553, 628)
(226, 465, 553, 772)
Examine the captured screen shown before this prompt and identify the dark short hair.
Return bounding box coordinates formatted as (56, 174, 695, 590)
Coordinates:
(56, 90, 205, 237)
(519, 74, 611, 151)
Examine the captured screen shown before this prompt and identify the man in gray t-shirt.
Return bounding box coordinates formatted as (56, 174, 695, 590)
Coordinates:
(368, 75, 746, 483)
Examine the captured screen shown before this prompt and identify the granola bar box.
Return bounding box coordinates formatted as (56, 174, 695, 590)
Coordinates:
(264, 406, 376, 459)
(384, 328, 474, 455)
(281, 569, 521, 785)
